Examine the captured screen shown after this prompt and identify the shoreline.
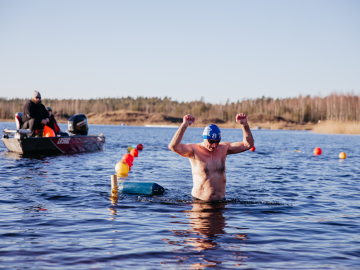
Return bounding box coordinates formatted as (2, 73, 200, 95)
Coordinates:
(1, 117, 359, 135)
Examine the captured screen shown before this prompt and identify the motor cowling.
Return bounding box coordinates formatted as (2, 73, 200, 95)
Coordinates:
(68, 114, 89, 135)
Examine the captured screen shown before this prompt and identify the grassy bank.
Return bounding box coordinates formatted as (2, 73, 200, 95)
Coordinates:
(0, 119, 13, 122)
(2, 115, 360, 135)
(312, 121, 360, 135)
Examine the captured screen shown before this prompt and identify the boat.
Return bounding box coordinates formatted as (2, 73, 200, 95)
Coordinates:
(1, 113, 105, 154)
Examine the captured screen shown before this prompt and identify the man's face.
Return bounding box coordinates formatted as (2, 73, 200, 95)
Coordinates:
(203, 139, 220, 152)
(33, 97, 41, 104)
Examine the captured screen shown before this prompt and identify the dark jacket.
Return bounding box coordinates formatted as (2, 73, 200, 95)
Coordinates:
(47, 115, 61, 133)
(22, 100, 49, 123)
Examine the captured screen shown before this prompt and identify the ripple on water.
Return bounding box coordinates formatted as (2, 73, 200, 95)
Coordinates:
(0, 125, 360, 269)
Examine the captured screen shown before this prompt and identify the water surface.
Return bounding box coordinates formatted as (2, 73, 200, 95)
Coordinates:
(0, 122, 359, 269)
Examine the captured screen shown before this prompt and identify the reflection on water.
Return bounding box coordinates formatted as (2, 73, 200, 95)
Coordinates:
(2, 151, 63, 161)
(163, 202, 248, 268)
(1, 151, 23, 160)
(184, 203, 226, 251)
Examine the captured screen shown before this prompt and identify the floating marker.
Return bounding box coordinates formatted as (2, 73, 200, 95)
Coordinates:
(127, 146, 134, 153)
(110, 175, 119, 202)
(313, 147, 322, 155)
(339, 152, 347, 159)
(115, 161, 129, 175)
(118, 182, 165, 195)
(123, 153, 134, 163)
(250, 146, 255, 152)
(137, 144, 143, 150)
(111, 175, 118, 190)
(130, 148, 139, 157)
(122, 156, 133, 168)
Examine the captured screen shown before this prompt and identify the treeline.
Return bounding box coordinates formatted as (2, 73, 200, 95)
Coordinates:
(1, 92, 359, 123)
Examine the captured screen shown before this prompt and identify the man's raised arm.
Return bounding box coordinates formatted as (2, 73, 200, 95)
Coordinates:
(227, 113, 254, 155)
(168, 114, 195, 158)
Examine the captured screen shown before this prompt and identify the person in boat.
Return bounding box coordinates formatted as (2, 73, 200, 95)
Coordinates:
(22, 91, 49, 137)
(45, 107, 63, 134)
(168, 113, 254, 202)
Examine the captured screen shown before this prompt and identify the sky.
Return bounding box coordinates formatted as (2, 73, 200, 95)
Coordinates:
(0, 0, 359, 104)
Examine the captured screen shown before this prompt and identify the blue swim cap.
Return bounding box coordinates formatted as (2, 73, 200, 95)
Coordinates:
(203, 124, 221, 140)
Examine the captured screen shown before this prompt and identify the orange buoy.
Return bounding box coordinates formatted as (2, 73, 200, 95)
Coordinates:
(44, 125, 56, 137)
(123, 153, 134, 163)
(137, 144, 143, 150)
(339, 152, 347, 159)
(250, 146, 255, 152)
(115, 161, 129, 175)
(313, 147, 322, 155)
(130, 148, 139, 157)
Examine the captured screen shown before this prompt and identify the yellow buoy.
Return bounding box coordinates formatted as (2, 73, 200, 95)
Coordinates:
(339, 152, 347, 159)
(115, 161, 129, 175)
(127, 146, 134, 153)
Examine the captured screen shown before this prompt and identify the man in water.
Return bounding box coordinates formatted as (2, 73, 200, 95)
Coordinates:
(168, 113, 254, 201)
(22, 91, 49, 137)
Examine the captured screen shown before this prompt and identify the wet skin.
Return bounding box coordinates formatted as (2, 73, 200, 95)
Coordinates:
(169, 114, 254, 201)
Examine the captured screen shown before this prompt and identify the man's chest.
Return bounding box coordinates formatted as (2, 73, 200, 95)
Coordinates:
(192, 154, 226, 175)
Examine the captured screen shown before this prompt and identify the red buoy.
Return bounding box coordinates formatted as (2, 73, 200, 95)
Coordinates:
(123, 153, 134, 163)
(313, 147, 322, 155)
(130, 148, 139, 157)
(250, 146, 255, 152)
(122, 157, 133, 167)
(137, 144, 143, 150)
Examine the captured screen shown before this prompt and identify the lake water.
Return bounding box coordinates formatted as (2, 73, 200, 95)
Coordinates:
(1, 121, 359, 269)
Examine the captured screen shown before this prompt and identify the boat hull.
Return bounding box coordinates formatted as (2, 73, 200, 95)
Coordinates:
(1, 135, 105, 154)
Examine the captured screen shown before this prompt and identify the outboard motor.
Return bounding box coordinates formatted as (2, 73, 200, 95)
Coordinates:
(68, 114, 89, 135)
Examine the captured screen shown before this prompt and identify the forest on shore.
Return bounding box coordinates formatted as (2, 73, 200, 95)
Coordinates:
(1, 92, 359, 125)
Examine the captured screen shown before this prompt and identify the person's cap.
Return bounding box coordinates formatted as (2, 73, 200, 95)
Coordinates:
(203, 124, 221, 140)
(46, 107, 52, 111)
(32, 91, 41, 99)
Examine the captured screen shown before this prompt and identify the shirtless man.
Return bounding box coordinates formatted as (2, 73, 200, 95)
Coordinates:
(168, 113, 254, 201)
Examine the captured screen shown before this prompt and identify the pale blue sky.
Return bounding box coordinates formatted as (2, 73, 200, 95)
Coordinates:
(0, 0, 359, 103)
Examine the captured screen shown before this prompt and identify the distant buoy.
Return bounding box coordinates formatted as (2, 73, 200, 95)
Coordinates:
(127, 146, 134, 153)
(137, 144, 143, 150)
(250, 146, 255, 152)
(339, 152, 347, 159)
(115, 161, 129, 175)
(44, 125, 55, 137)
(123, 153, 134, 163)
(313, 147, 322, 155)
(130, 148, 139, 157)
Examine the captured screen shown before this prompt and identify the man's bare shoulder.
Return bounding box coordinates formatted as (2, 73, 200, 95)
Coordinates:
(183, 143, 202, 152)
(191, 143, 204, 150)
(187, 143, 208, 154)
(219, 142, 231, 146)
(219, 142, 230, 145)
(184, 143, 200, 147)
(218, 142, 231, 149)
